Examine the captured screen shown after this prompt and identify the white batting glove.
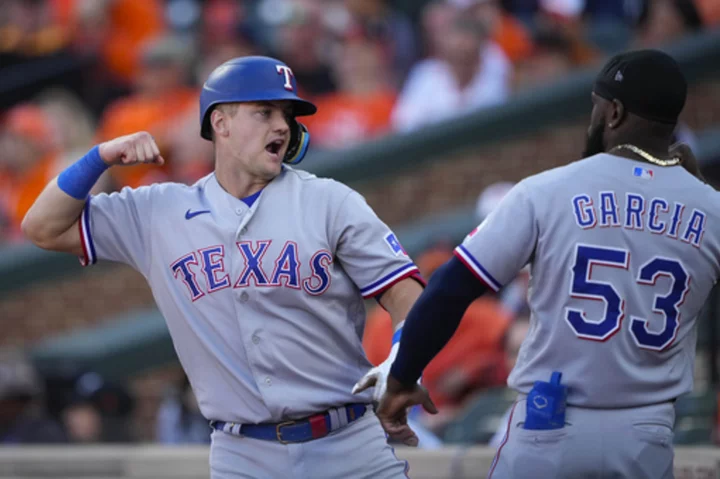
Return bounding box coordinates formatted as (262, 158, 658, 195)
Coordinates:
(353, 321, 421, 402)
(353, 341, 401, 403)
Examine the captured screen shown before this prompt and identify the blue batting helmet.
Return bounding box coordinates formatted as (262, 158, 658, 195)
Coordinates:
(199, 56, 317, 141)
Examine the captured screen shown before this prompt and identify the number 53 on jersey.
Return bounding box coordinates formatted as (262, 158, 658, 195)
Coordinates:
(567, 244, 690, 351)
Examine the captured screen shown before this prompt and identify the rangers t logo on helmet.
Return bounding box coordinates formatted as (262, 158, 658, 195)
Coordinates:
(276, 65, 295, 92)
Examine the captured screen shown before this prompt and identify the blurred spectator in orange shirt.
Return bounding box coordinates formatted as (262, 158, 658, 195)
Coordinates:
(0, 104, 59, 242)
(71, 0, 165, 87)
(0, 93, 110, 243)
(303, 36, 396, 150)
(96, 34, 198, 189)
(363, 244, 512, 427)
(56, 0, 166, 116)
(448, 0, 534, 63)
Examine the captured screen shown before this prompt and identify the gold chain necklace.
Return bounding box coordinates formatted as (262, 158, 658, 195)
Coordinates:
(611, 144, 680, 167)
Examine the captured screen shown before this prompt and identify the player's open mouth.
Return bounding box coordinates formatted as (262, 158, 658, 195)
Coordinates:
(265, 139, 284, 158)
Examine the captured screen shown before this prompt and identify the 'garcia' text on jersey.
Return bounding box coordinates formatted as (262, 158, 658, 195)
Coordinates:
(572, 191, 706, 247)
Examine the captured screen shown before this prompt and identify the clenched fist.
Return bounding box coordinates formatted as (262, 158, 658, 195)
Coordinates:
(98, 131, 165, 167)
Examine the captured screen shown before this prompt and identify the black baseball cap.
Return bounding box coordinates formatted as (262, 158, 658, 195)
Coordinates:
(593, 49, 687, 124)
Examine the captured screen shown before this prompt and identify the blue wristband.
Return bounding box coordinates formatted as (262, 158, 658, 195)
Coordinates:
(392, 327, 403, 345)
(57, 145, 109, 200)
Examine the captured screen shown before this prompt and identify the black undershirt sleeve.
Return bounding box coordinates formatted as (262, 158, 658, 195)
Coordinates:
(389, 256, 491, 386)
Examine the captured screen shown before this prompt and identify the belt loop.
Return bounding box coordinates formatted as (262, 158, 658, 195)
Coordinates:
(338, 406, 349, 427)
(328, 408, 341, 431)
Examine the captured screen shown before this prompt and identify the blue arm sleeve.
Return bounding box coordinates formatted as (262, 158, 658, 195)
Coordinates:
(389, 256, 490, 386)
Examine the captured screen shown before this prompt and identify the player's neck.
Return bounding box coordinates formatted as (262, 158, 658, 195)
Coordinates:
(214, 164, 271, 200)
(607, 136, 672, 162)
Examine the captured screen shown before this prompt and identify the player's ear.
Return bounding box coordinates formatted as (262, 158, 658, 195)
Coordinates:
(210, 108, 230, 139)
(608, 99, 625, 129)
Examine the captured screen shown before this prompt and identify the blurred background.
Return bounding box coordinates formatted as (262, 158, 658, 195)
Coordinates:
(1, 0, 720, 459)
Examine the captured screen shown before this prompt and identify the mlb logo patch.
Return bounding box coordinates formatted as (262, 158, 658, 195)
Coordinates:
(633, 166, 653, 180)
(384, 233, 407, 257)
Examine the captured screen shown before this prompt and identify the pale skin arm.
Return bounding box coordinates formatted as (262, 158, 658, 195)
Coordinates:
(378, 276, 424, 330)
(22, 131, 164, 254)
(352, 276, 426, 446)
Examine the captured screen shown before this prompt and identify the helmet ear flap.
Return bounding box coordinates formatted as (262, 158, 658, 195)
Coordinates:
(284, 119, 310, 165)
(200, 107, 214, 140)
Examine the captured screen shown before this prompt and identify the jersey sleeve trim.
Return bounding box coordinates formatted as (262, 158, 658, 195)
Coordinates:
(411, 272, 427, 287)
(453, 245, 501, 292)
(78, 198, 97, 266)
(361, 263, 420, 299)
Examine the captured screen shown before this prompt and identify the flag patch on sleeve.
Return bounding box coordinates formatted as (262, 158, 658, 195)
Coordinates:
(467, 225, 480, 239)
(633, 166, 653, 180)
(384, 233, 407, 256)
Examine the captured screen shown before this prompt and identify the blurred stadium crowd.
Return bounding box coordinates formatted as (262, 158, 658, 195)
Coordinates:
(1, 0, 720, 446)
(2, 0, 720, 244)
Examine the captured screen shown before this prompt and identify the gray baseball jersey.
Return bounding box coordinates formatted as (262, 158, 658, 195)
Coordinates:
(455, 153, 720, 408)
(78, 166, 420, 423)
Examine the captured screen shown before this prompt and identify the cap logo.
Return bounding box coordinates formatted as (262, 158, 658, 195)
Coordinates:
(614, 70, 624, 82)
(276, 65, 295, 92)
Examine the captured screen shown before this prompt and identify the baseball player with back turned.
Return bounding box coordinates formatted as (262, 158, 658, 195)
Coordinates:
(22, 56, 426, 478)
(375, 49, 720, 479)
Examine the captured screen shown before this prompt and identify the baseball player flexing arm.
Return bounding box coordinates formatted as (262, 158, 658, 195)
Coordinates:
(376, 49, 720, 479)
(22, 56, 425, 479)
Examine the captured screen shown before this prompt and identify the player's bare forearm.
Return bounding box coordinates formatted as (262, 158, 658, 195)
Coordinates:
(352, 277, 424, 406)
(22, 178, 86, 254)
(378, 278, 424, 330)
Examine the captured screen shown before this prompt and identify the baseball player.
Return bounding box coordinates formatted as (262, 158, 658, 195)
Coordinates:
(22, 56, 425, 478)
(375, 49, 719, 479)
